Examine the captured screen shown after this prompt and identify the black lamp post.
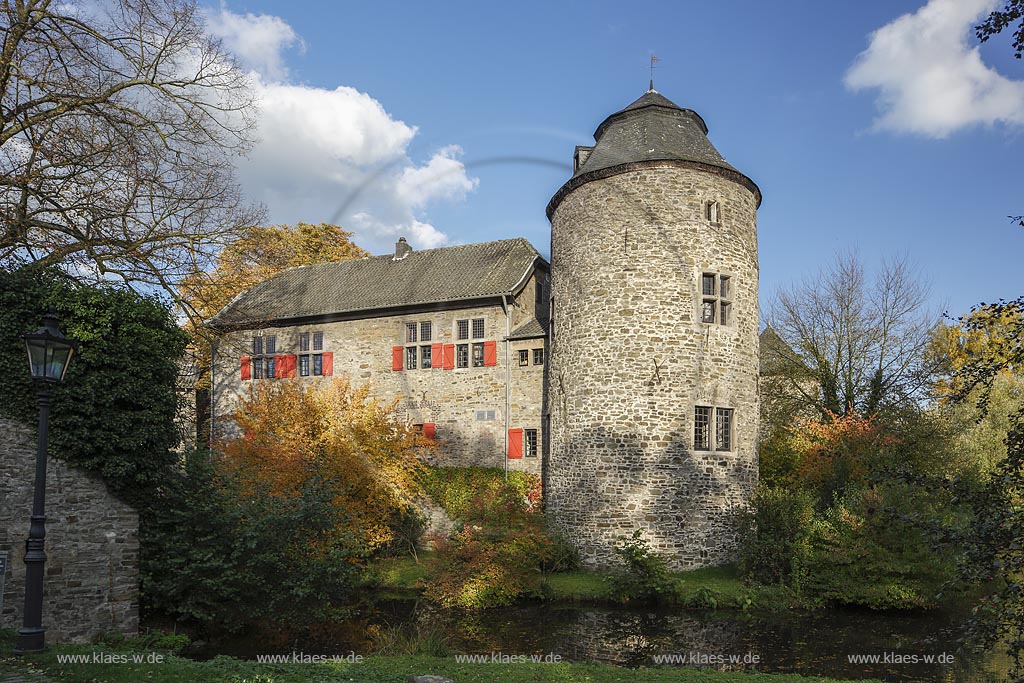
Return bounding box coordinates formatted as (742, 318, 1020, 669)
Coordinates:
(14, 311, 77, 655)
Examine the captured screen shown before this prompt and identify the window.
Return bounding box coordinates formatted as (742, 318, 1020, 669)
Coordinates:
(421, 344, 432, 369)
(533, 348, 544, 366)
(406, 346, 418, 370)
(313, 354, 323, 376)
(472, 318, 485, 339)
(701, 272, 733, 326)
(300, 355, 310, 377)
(300, 332, 310, 352)
(406, 323, 417, 343)
(694, 406, 711, 451)
(518, 350, 529, 366)
(695, 405, 735, 451)
(402, 321, 432, 370)
(251, 335, 277, 379)
(313, 332, 323, 351)
(457, 319, 469, 341)
(476, 410, 497, 421)
(715, 408, 734, 452)
(420, 322, 432, 342)
(457, 344, 469, 369)
(706, 200, 721, 225)
(472, 342, 485, 367)
(525, 429, 538, 458)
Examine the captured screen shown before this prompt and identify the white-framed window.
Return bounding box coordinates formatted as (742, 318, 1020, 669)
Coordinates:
(700, 272, 732, 325)
(472, 318, 485, 339)
(533, 348, 544, 366)
(457, 344, 469, 369)
(406, 346, 417, 370)
(694, 405, 734, 452)
(457, 319, 469, 341)
(475, 410, 497, 421)
(525, 429, 538, 458)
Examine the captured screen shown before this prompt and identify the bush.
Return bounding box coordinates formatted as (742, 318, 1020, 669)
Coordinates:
(141, 449, 369, 628)
(739, 485, 815, 588)
(419, 466, 542, 521)
(422, 477, 561, 609)
(608, 530, 681, 604)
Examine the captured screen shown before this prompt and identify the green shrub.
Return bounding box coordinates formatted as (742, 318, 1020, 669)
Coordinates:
(419, 466, 542, 521)
(422, 478, 559, 609)
(609, 530, 681, 604)
(739, 485, 815, 588)
(141, 449, 367, 628)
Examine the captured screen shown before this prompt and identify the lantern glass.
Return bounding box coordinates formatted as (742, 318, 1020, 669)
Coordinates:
(22, 314, 76, 383)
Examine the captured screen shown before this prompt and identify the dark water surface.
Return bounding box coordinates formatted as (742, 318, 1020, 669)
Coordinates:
(201, 599, 1012, 682)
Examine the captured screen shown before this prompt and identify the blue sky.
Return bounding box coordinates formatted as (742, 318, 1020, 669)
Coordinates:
(205, 0, 1023, 319)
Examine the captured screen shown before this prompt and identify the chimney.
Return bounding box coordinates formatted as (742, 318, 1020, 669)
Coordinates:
(394, 237, 413, 260)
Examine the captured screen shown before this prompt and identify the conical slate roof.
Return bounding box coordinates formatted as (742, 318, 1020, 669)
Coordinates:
(547, 90, 760, 217)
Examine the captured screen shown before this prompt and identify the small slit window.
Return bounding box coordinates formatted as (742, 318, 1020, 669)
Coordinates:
(706, 200, 721, 225)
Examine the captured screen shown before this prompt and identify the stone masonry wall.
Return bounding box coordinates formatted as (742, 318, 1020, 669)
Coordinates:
(211, 272, 548, 475)
(0, 418, 139, 642)
(546, 164, 760, 569)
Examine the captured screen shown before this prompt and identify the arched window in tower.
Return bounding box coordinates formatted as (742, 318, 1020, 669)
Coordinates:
(706, 200, 721, 226)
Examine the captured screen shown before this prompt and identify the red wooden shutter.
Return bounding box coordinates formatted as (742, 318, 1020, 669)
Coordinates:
(392, 346, 404, 371)
(423, 422, 436, 440)
(431, 343, 443, 368)
(484, 340, 497, 367)
(508, 428, 523, 459)
(240, 356, 251, 380)
(442, 344, 455, 370)
(283, 354, 297, 378)
(322, 352, 334, 376)
(274, 355, 285, 378)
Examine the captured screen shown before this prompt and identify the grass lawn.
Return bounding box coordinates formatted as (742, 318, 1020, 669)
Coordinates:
(0, 631, 878, 683)
(368, 557, 797, 609)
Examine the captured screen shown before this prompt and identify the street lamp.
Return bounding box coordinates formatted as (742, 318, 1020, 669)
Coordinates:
(14, 310, 77, 655)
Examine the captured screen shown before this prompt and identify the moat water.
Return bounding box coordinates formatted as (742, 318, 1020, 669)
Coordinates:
(199, 598, 1013, 682)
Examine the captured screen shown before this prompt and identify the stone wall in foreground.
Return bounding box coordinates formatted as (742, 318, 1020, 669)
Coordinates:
(0, 417, 139, 643)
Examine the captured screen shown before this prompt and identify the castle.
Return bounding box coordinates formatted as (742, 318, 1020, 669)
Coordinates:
(209, 89, 761, 569)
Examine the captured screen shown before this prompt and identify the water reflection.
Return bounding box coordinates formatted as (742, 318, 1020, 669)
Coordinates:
(202, 600, 1011, 683)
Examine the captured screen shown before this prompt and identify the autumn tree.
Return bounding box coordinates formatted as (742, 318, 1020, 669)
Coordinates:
(765, 252, 939, 420)
(216, 376, 428, 553)
(179, 222, 369, 325)
(0, 0, 261, 289)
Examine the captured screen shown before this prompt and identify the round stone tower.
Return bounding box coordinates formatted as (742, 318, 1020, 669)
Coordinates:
(545, 90, 761, 570)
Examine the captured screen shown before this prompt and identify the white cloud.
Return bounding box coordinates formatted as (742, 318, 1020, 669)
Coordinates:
(844, 0, 1024, 137)
(204, 3, 302, 82)
(204, 6, 476, 252)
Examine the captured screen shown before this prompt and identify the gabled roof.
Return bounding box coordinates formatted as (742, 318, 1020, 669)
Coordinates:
(507, 318, 548, 340)
(759, 326, 808, 377)
(548, 89, 761, 217)
(208, 238, 546, 330)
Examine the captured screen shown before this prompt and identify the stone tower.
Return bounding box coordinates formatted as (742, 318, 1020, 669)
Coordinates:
(545, 90, 761, 569)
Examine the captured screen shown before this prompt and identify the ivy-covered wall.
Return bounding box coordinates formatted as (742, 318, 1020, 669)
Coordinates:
(0, 267, 189, 507)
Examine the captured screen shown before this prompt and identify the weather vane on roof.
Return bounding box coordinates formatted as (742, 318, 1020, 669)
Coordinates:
(649, 54, 661, 91)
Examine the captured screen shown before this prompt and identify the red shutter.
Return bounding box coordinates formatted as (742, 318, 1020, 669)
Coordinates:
(282, 354, 297, 378)
(240, 356, 251, 380)
(431, 343, 443, 369)
(322, 352, 333, 376)
(274, 355, 285, 378)
(423, 422, 436, 440)
(442, 344, 455, 370)
(508, 428, 523, 459)
(484, 340, 497, 367)
(392, 346, 404, 371)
